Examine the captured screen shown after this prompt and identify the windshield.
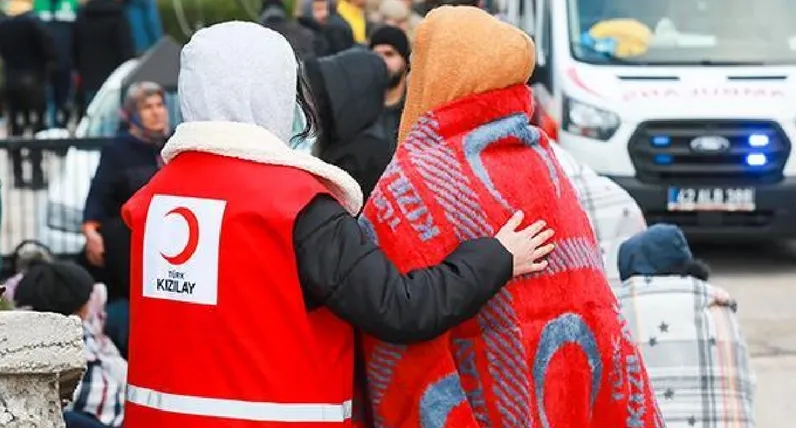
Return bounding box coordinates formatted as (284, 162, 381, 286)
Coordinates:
(567, 0, 796, 65)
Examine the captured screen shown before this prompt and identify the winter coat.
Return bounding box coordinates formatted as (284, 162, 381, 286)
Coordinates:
(259, 3, 317, 59)
(551, 143, 646, 287)
(299, 0, 355, 57)
(616, 225, 756, 427)
(83, 132, 161, 225)
(0, 11, 56, 85)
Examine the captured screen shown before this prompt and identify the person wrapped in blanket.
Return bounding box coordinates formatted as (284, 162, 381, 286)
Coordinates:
(616, 224, 757, 427)
(9, 261, 127, 428)
(357, 6, 663, 427)
(550, 144, 647, 286)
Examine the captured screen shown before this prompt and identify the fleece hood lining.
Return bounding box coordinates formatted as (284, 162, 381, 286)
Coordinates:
(162, 121, 364, 214)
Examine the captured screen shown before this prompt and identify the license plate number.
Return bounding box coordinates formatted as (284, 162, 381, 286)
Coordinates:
(667, 187, 756, 212)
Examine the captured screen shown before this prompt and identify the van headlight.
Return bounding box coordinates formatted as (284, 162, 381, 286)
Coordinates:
(47, 203, 83, 234)
(563, 96, 620, 141)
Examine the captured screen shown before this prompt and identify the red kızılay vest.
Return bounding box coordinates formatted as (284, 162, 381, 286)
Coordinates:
(357, 84, 664, 428)
(122, 150, 355, 427)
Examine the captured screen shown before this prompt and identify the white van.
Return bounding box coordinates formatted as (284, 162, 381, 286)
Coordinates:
(529, 0, 796, 240)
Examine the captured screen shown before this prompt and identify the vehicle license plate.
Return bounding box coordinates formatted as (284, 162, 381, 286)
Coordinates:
(667, 187, 755, 212)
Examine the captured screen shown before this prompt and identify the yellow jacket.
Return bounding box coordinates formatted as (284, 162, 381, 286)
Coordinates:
(337, 0, 367, 43)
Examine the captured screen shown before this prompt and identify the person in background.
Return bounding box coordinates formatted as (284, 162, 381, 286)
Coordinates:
(0, 0, 56, 190)
(122, 0, 162, 55)
(374, 0, 410, 36)
(336, 0, 369, 43)
(616, 223, 757, 427)
(12, 261, 126, 428)
(120, 22, 554, 426)
(34, 0, 76, 129)
(398, 0, 422, 37)
(304, 48, 392, 200)
(82, 81, 170, 358)
(370, 25, 408, 147)
(298, 0, 355, 56)
(260, 0, 316, 59)
(74, 0, 135, 107)
(550, 142, 646, 286)
(363, 0, 378, 23)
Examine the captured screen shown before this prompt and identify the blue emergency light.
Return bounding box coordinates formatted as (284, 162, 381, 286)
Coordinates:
(654, 154, 674, 165)
(746, 153, 767, 166)
(748, 134, 770, 147)
(652, 136, 671, 147)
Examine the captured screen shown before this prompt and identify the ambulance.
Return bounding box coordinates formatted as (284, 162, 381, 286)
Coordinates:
(521, 0, 796, 239)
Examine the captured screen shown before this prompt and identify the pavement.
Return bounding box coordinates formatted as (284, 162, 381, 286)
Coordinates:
(701, 242, 796, 428)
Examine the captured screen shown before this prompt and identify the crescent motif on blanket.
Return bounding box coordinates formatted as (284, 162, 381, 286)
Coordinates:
(533, 313, 603, 428)
(463, 114, 562, 214)
(419, 373, 468, 428)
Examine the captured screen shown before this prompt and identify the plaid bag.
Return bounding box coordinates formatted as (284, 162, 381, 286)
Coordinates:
(615, 275, 757, 427)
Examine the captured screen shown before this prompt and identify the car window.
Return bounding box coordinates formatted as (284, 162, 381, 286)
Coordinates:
(85, 89, 122, 138)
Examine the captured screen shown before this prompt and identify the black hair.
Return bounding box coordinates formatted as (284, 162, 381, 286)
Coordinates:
(11, 240, 54, 275)
(291, 57, 321, 145)
(681, 259, 711, 282)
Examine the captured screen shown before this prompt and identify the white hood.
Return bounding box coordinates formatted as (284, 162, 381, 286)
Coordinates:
(162, 21, 363, 214)
(178, 21, 297, 143)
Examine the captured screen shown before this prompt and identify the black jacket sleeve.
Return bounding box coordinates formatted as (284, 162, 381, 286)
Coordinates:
(294, 195, 513, 344)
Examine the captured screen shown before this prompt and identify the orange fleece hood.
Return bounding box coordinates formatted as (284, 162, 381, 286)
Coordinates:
(398, 6, 536, 143)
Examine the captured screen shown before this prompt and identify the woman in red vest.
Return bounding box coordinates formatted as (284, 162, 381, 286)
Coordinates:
(121, 21, 554, 427)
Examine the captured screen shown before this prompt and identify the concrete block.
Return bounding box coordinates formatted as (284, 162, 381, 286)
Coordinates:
(0, 312, 85, 428)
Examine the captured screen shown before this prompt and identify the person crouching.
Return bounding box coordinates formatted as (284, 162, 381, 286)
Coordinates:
(616, 224, 757, 427)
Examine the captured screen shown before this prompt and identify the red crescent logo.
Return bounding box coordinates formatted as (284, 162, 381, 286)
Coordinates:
(161, 206, 200, 265)
(566, 67, 603, 99)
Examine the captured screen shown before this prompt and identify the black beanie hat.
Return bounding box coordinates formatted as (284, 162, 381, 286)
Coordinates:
(14, 261, 94, 316)
(369, 25, 411, 64)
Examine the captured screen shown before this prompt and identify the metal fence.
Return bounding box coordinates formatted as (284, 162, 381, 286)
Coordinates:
(0, 137, 111, 274)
